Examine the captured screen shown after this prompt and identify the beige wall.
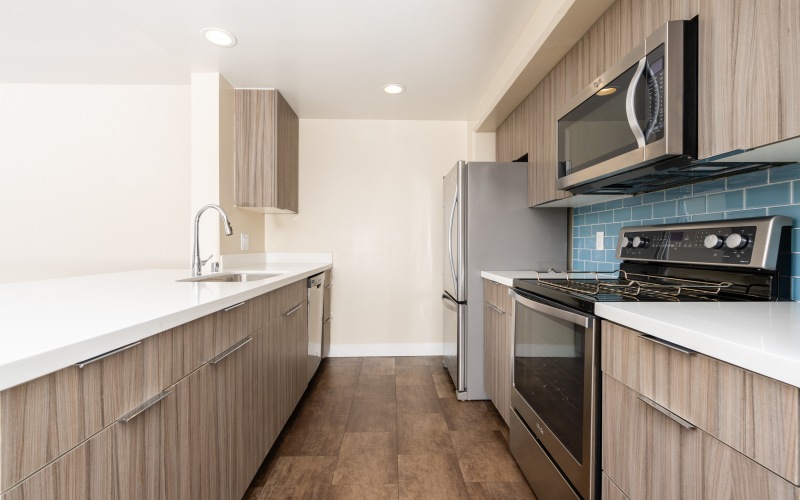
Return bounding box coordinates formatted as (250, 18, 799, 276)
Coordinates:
(0, 84, 191, 283)
(190, 74, 265, 264)
(265, 119, 467, 355)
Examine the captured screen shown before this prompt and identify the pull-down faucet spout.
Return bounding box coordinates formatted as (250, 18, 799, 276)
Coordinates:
(192, 204, 234, 277)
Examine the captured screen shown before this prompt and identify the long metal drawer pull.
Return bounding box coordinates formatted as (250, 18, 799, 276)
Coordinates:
(282, 301, 305, 317)
(76, 341, 142, 368)
(487, 303, 505, 315)
(637, 395, 696, 430)
(638, 334, 695, 355)
(118, 390, 172, 423)
(223, 301, 246, 312)
(210, 337, 252, 365)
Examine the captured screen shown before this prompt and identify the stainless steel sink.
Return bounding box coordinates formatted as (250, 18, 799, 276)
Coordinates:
(177, 272, 285, 283)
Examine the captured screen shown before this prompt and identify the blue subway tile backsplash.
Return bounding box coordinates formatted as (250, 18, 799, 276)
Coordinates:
(570, 163, 800, 300)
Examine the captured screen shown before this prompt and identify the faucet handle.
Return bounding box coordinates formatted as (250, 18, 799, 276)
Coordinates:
(200, 254, 214, 267)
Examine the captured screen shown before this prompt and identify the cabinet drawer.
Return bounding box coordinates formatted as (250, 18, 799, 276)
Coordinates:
(603, 373, 799, 500)
(0, 341, 148, 493)
(145, 313, 215, 390)
(483, 279, 512, 313)
(214, 295, 265, 357)
(601, 320, 800, 486)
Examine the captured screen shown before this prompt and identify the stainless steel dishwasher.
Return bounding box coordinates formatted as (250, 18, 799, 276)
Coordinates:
(307, 272, 325, 383)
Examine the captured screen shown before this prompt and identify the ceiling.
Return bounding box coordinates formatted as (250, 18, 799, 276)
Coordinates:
(0, 0, 542, 121)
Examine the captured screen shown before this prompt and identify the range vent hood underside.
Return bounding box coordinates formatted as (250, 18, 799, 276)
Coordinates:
(568, 136, 800, 195)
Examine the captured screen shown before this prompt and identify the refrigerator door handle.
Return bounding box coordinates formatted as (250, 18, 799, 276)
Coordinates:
(448, 188, 458, 292)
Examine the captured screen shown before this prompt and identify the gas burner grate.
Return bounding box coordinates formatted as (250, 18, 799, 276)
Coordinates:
(532, 269, 734, 301)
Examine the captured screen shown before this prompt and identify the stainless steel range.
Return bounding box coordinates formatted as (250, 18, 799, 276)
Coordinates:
(508, 216, 793, 500)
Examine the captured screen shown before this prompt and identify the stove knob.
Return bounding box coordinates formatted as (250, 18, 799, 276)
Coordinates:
(632, 236, 649, 249)
(704, 234, 725, 249)
(621, 236, 633, 248)
(725, 233, 749, 250)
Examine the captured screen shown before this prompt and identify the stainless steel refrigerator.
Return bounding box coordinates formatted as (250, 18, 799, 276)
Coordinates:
(442, 161, 567, 400)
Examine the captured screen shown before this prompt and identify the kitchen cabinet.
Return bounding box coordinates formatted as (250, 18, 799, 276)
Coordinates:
(322, 269, 332, 357)
(0, 338, 148, 493)
(497, 0, 800, 204)
(601, 320, 800, 499)
(482, 279, 514, 425)
(0, 275, 319, 500)
(234, 89, 299, 213)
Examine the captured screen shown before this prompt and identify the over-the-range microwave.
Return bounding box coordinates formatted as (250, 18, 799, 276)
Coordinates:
(556, 20, 698, 195)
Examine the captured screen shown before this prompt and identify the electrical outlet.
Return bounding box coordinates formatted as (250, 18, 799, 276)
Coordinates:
(596, 231, 604, 250)
(240, 233, 250, 251)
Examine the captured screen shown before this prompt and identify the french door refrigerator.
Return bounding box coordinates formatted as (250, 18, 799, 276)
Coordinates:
(442, 161, 567, 400)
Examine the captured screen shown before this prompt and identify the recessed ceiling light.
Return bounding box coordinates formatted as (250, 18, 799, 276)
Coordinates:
(382, 83, 406, 95)
(201, 27, 237, 48)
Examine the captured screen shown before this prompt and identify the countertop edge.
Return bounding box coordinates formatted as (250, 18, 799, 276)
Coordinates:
(0, 263, 331, 391)
(596, 303, 800, 389)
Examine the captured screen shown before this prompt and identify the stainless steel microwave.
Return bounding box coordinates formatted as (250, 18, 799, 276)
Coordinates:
(556, 20, 698, 195)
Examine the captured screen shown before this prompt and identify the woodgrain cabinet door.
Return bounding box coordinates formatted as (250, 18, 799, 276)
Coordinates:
(234, 89, 299, 213)
(0, 340, 147, 493)
(603, 374, 703, 500)
(602, 320, 800, 485)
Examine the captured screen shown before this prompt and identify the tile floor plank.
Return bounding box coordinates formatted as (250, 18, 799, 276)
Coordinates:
(243, 357, 534, 500)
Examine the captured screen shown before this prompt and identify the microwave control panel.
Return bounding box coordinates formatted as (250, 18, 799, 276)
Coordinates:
(618, 225, 756, 265)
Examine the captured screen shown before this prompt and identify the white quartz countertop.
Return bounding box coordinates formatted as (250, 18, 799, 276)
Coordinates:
(481, 270, 541, 287)
(0, 261, 331, 391)
(596, 302, 800, 388)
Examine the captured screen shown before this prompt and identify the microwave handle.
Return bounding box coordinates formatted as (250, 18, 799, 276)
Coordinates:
(643, 60, 661, 141)
(626, 57, 647, 148)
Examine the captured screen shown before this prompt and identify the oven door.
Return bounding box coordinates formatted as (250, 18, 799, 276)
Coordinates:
(509, 289, 599, 500)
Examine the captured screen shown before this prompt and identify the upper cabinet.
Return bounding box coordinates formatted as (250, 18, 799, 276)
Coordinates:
(498, 0, 800, 207)
(234, 89, 299, 213)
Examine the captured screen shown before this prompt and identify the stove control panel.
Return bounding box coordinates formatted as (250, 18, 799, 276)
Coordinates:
(619, 225, 756, 264)
(615, 216, 792, 270)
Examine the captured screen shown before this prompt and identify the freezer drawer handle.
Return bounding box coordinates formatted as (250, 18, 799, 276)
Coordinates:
(638, 334, 695, 355)
(637, 395, 696, 430)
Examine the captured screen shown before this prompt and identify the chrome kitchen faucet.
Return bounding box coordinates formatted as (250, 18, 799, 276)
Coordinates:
(191, 204, 234, 277)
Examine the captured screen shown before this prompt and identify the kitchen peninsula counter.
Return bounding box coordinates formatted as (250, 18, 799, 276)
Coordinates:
(0, 258, 331, 391)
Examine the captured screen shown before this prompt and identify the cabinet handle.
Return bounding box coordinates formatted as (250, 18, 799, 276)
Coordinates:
(76, 341, 142, 368)
(283, 301, 305, 317)
(210, 337, 252, 365)
(638, 334, 695, 355)
(637, 395, 696, 430)
(325, 283, 333, 289)
(487, 303, 505, 314)
(223, 301, 246, 312)
(323, 316, 333, 324)
(118, 390, 172, 423)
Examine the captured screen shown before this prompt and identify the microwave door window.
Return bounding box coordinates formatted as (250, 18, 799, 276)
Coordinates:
(514, 303, 585, 461)
(558, 63, 642, 174)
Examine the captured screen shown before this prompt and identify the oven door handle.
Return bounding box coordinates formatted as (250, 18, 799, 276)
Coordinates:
(510, 289, 593, 329)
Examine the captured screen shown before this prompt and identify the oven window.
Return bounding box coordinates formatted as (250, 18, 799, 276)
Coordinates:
(514, 300, 585, 462)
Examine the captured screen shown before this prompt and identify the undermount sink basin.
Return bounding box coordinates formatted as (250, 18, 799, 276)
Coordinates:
(177, 272, 285, 283)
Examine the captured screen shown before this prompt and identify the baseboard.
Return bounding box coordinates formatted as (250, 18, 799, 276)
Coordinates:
(327, 343, 443, 357)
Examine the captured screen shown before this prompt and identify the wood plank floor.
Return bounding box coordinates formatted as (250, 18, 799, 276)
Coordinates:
(243, 356, 537, 499)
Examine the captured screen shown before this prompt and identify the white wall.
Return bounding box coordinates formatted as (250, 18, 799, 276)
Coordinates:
(265, 119, 467, 355)
(0, 84, 191, 283)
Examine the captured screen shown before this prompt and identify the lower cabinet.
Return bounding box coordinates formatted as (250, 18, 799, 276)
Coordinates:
(483, 279, 514, 425)
(0, 277, 316, 500)
(601, 320, 800, 500)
